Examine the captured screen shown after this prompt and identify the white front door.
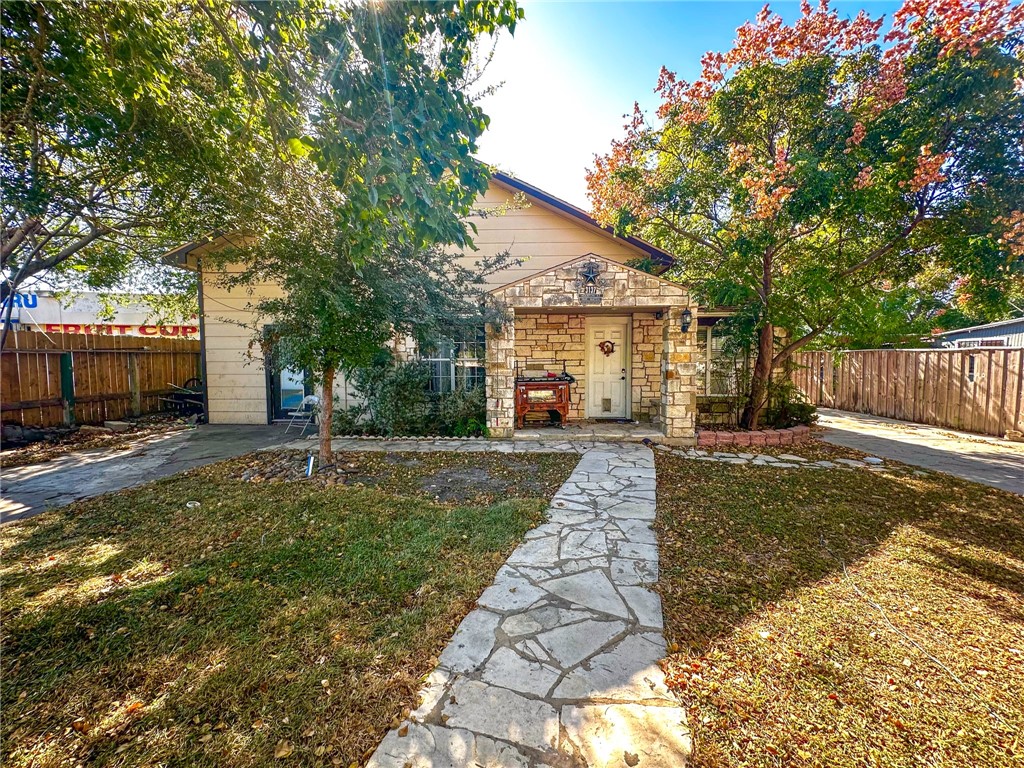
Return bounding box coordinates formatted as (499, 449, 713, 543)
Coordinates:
(586, 317, 630, 418)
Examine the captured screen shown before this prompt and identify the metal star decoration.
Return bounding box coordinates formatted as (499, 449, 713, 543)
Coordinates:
(580, 261, 600, 285)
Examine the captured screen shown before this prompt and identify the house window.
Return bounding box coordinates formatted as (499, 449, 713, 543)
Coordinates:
(696, 324, 746, 395)
(421, 327, 486, 393)
(957, 338, 1007, 348)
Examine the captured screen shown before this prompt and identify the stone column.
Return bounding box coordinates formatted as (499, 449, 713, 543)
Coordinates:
(485, 312, 516, 438)
(661, 304, 698, 445)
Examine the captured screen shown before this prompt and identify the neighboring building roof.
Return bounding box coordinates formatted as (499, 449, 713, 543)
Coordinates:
(931, 317, 1024, 337)
(489, 172, 675, 269)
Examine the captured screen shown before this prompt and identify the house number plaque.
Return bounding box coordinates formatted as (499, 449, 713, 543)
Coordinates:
(575, 261, 604, 305)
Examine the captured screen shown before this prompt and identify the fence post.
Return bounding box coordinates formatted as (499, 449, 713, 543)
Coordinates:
(128, 352, 142, 417)
(59, 352, 75, 426)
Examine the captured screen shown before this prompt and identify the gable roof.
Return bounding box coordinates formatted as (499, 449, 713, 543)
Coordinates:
(487, 253, 688, 311)
(931, 316, 1024, 337)
(160, 172, 678, 272)
(490, 172, 675, 269)
(491, 252, 685, 296)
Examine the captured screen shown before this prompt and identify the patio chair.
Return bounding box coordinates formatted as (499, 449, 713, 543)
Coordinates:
(284, 394, 320, 435)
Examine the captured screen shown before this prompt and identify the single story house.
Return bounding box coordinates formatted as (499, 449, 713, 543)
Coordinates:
(931, 317, 1024, 349)
(163, 173, 739, 444)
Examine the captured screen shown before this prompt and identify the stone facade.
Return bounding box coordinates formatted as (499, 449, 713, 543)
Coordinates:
(485, 319, 516, 438)
(514, 313, 587, 420)
(488, 254, 697, 443)
(512, 312, 664, 424)
(494, 254, 691, 310)
(661, 306, 698, 440)
(631, 313, 662, 423)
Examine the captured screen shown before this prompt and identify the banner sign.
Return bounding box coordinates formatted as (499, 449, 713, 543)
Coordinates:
(39, 323, 199, 337)
(1, 292, 39, 308)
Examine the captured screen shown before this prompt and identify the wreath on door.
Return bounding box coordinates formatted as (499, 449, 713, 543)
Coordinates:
(598, 340, 616, 357)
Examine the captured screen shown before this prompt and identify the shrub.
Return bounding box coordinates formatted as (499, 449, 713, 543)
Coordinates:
(334, 351, 488, 437)
(349, 352, 435, 436)
(330, 403, 371, 436)
(765, 379, 817, 428)
(438, 386, 488, 437)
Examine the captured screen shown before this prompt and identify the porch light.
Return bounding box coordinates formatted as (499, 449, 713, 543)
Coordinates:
(680, 308, 693, 333)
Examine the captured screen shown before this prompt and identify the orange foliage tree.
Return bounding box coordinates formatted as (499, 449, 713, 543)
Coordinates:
(587, 0, 1024, 428)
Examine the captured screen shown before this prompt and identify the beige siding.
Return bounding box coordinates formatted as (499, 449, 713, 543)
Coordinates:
(201, 262, 279, 424)
(462, 183, 647, 288)
(200, 179, 657, 424)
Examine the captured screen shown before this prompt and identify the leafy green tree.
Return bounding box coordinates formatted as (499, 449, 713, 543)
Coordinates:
(223, 0, 522, 464)
(0, 0, 323, 345)
(588, 0, 1024, 428)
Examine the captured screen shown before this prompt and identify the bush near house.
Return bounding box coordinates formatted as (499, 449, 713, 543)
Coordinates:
(333, 357, 488, 437)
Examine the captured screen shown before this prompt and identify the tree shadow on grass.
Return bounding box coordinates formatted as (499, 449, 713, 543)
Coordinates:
(655, 457, 1024, 652)
(653, 454, 1024, 767)
(0, 454, 567, 768)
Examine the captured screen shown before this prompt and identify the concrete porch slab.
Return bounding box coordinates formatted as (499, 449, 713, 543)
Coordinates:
(515, 421, 663, 443)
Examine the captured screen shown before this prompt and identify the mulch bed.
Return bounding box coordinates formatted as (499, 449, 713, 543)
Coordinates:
(230, 450, 568, 505)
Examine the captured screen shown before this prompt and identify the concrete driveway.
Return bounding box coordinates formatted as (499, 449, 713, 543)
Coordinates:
(1, 424, 293, 524)
(817, 408, 1024, 495)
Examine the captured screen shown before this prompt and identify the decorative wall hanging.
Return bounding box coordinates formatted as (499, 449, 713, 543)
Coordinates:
(598, 340, 616, 356)
(574, 261, 604, 305)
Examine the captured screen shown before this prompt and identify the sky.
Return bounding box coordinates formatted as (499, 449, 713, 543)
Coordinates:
(475, 0, 902, 209)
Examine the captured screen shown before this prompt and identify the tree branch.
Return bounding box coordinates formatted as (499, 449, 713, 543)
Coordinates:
(651, 214, 724, 255)
(837, 210, 926, 279)
(772, 325, 826, 366)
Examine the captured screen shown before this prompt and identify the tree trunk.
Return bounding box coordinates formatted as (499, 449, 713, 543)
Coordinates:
(318, 366, 334, 468)
(740, 322, 774, 430)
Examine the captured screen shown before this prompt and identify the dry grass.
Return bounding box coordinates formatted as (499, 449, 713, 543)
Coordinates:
(655, 448, 1024, 768)
(0, 450, 576, 767)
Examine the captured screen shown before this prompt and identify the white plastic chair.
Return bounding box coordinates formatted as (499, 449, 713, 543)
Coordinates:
(284, 394, 320, 435)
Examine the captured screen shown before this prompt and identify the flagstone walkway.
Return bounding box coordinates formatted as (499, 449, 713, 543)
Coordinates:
(366, 442, 690, 768)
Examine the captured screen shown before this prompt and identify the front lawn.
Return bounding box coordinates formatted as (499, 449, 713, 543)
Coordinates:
(0, 450, 576, 767)
(655, 450, 1024, 768)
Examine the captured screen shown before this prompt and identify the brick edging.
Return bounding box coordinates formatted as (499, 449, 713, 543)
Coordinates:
(696, 425, 811, 448)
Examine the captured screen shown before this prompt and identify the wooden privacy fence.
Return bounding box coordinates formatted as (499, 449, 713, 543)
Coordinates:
(1, 330, 201, 428)
(791, 348, 1024, 438)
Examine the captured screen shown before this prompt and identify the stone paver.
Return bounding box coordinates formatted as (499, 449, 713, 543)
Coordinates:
(366, 443, 690, 768)
(654, 443, 886, 471)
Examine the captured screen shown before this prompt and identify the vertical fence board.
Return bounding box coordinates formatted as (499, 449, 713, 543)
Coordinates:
(791, 347, 1023, 438)
(2, 331, 200, 429)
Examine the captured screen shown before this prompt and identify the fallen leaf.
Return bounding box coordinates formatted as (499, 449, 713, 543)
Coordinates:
(624, 751, 640, 766)
(274, 740, 294, 759)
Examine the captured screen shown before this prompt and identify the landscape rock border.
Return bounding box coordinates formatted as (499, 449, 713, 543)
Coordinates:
(657, 443, 887, 470)
(696, 425, 811, 448)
